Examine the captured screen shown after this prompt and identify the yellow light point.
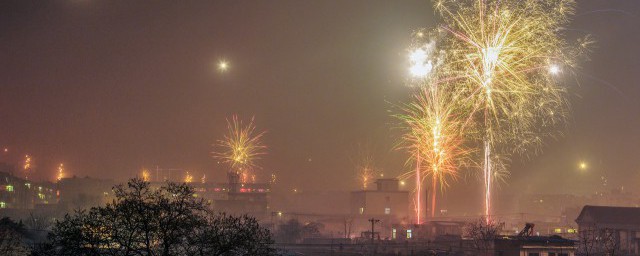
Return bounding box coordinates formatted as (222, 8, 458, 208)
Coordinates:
(579, 162, 587, 170)
(217, 60, 229, 72)
(141, 169, 150, 182)
(56, 164, 64, 181)
(184, 172, 193, 183)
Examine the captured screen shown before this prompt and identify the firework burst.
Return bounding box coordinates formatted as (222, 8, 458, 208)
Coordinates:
(213, 116, 266, 183)
(184, 171, 194, 183)
(141, 168, 150, 182)
(358, 166, 375, 191)
(428, 0, 588, 219)
(353, 146, 378, 190)
(399, 0, 590, 222)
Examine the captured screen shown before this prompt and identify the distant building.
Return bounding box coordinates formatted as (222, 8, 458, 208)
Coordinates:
(391, 221, 466, 241)
(0, 170, 56, 210)
(272, 190, 350, 216)
(515, 191, 640, 238)
(493, 236, 575, 256)
(350, 178, 409, 219)
(212, 171, 270, 216)
(575, 205, 640, 255)
(57, 176, 116, 210)
(145, 171, 271, 216)
(349, 179, 409, 239)
(519, 194, 583, 224)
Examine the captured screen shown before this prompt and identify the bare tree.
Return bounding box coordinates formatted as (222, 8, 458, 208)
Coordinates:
(576, 224, 620, 256)
(463, 217, 504, 255)
(0, 218, 29, 256)
(188, 213, 274, 256)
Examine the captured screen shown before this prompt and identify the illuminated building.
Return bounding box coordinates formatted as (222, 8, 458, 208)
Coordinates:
(149, 171, 271, 216)
(0, 163, 56, 209)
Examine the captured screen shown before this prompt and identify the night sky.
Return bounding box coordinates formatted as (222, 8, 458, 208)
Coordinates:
(1, 1, 639, 212)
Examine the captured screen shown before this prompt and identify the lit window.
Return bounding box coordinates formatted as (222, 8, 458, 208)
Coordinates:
(38, 193, 45, 200)
(385, 208, 391, 214)
(5, 185, 13, 192)
(407, 229, 412, 239)
(0, 202, 5, 208)
(359, 207, 364, 214)
(568, 229, 577, 234)
(25, 183, 31, 189)
(554, 228, 562, 233)
(392, 228, 397, 239)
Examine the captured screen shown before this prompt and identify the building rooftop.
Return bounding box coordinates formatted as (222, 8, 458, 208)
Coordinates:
(496, 235, 575, 246)
(576, 205, 640, 225)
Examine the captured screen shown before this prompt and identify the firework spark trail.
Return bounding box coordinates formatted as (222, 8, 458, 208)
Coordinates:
(415, 154, 422, 223)
(397, 85, 473, 223)
(357, 165, 375, 191)
(430, 0, 588, 220)
(213, 116, 266, 183)
(57, 163, 64, 181)
(483, 140, 491, 218)
(23, 155, 31, 180)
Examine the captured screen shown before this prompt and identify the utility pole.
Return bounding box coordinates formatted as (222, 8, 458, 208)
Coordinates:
(368, 218, 380, 244)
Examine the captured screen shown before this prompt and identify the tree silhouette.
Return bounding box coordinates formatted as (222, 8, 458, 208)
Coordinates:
(36, 179, 276, 256)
